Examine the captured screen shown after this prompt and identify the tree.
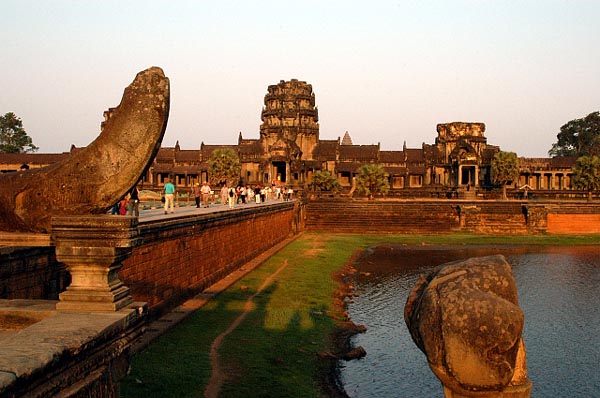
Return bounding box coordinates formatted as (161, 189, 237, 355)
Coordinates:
(572, 155, 600, 200)
(308, 170, 341, 195)
(208, 148, 241, 187)
(548, 111, 600, 158)
(491, 151, 519, 200)
(355, 164, 389, 200)
(0, 112, 38, 153)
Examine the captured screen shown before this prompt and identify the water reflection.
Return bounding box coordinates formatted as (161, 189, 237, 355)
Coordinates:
(342, 245, 600, 398)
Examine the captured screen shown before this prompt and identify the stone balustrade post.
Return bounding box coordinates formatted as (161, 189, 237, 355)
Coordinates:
(51, 215, 140, 312)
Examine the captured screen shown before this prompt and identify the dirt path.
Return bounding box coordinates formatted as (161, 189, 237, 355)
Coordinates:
(204, 259, 289, 398)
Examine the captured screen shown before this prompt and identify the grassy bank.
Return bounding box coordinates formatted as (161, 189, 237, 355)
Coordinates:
(121, 233, 599, 398)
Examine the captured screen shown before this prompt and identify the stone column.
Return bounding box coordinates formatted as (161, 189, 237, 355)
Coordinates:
(52, 215, 140, 312)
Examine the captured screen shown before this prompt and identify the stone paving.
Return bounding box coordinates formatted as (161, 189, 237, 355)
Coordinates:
(137, 198, 291, 222)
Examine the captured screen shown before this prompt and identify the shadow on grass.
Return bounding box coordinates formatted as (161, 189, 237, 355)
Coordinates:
(121, 278, 341, 398)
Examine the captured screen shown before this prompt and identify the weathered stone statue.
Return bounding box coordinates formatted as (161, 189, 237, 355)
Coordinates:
(0, 67, 170, 233)
(404, 255, 532, 398)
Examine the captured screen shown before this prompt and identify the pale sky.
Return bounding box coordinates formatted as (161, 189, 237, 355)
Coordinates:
(2, 0, 599, 157)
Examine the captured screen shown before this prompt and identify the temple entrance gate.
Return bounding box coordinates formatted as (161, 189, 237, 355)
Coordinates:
(272, 161, 287, 183)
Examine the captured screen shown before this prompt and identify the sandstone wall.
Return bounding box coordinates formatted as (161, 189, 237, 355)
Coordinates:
(120, 202, 297, 315)
(0, 246, 68, 300)
(546, 204, 600, 234)
(0, 203, 297, 316)
(304, 199, 600, 235)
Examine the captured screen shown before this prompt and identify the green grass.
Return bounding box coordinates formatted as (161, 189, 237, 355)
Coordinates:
(121, 232, 599, 398)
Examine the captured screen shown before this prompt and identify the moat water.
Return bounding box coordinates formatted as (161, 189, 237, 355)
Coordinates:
(340, 245, 600, 398)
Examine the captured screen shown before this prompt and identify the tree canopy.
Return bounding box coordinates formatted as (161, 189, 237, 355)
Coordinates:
(491, 151, 519, 199)
(548, 111, 600, 158)
(572, 155, 600, 200)
(355, 164, 389, 199)
(0, 112, 38, 153)
(208, 147, 241, 187)
(308, 170, 341, 194)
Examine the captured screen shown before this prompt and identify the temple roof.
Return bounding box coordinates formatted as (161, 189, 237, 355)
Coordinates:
(550, 156, 577, 168)
(312, 140, 338, 159)
(175, 149, 201, 162)
(155, 147, 176, 161)
(336, 161, 362, 172)
(0, 152, 68, 165)
(339, 145, 379, 161)
(405, 148, 424, 162)
(380, 151, 405, 163)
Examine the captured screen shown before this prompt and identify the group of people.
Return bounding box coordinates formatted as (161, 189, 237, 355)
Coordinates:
(112, 180, 295, 218)
(190, 181, 212, 209)
(217, 184, 294, 208)
(111, 184, 141, 217)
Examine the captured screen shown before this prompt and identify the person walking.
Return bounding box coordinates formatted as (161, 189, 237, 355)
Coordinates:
(128, 184, 140, 217)
(163, 178, 175, 214)
(200, 181, 211, 208)
(192, 182, 201, 208)
(220, 184, 229, 206)
(228, 186, 236, 209)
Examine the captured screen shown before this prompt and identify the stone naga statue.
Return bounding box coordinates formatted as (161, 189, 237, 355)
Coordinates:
(0, 67, 169, 233)
(404, 255, 532, 398)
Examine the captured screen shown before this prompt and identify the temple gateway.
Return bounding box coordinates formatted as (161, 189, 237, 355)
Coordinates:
(0, 79, 576, 196)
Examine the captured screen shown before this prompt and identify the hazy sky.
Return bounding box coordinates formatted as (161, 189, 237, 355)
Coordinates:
(2, 1, 599, 157)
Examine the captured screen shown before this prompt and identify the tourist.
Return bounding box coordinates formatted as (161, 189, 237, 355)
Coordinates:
(246, 186, 254, 203)
(163, 178, 175, 214)
(254, 185, 261, 203)
(128, 184, 140, 217)
(201, 181, 211, 208)
(119, 196, 128, 215)
(259, 187, 266, 203)
(220, 184, 228, 205)
(228, 186, 236, 209)
(239, 185, 246, 204)
(191, 182, 201, 208)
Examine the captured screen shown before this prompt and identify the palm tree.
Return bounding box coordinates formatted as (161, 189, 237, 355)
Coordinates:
(308, 170, 341, 196)
(491, 151, 519, 200)
(355, 164, 389, 200)
(572, 155, 600, 200)
(208, 148, 241, 187)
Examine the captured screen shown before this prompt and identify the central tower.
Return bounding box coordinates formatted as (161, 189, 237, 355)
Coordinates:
(259, 79, 319, 183)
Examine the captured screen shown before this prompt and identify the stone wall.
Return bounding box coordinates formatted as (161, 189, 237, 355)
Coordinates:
(120, 202, 298, 315)
(0, 246, 68, 300)
(0, 202, 297, 317)
(305, 199, 600, 235)
(545, 204, 600, 234)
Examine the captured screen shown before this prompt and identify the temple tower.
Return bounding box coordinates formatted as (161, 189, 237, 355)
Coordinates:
(259, 79, 319, 184)
(435, 122, 492, 187)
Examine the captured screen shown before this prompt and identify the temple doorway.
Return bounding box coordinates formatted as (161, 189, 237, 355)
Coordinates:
(460, 166, 476, 186)
(273, 161, 287, 183)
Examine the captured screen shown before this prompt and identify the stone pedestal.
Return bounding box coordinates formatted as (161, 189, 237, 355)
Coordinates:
(51, 215, 140, 312)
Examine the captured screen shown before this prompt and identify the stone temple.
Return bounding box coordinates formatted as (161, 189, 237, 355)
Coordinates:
(0, 79, 576, 195)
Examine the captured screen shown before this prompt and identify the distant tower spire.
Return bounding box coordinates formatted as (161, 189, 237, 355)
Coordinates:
(341, 131, 353, 145)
